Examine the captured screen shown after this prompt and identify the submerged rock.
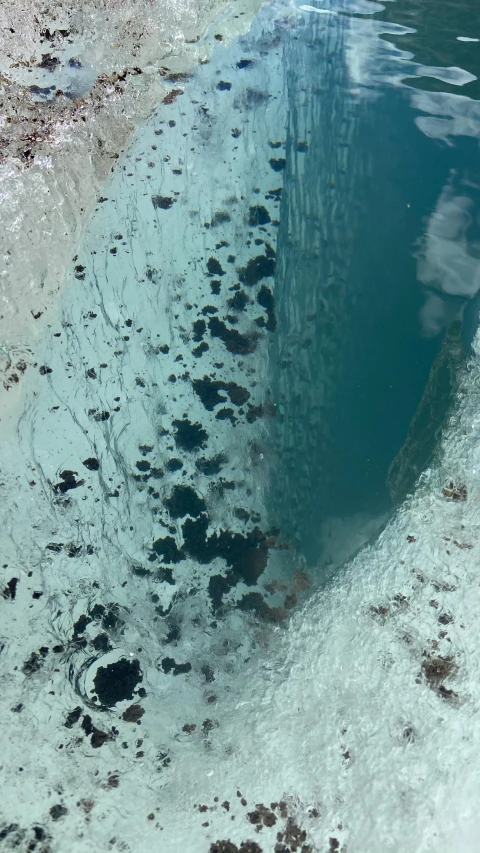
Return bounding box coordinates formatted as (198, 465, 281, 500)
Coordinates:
(93, 658, 142, 706)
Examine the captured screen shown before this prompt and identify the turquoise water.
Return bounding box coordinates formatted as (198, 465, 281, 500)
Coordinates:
(269, 0, 480, 565)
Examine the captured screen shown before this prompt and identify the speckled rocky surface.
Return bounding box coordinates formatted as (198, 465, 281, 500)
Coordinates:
(2, 1, 480, 852)
(0, 0, 262, 421)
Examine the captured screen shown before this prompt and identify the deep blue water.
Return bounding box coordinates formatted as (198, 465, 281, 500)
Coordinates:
(269, 0, 480, 565)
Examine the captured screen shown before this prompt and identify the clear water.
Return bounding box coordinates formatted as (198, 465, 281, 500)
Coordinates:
(270, 0, 480, 566)
(3, 0, 480, 850)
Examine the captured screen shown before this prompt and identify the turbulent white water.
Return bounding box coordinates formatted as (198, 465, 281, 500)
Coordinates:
(2, 1, 480, 852)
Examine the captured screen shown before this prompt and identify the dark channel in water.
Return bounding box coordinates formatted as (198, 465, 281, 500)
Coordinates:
(269, 0, 480, 567)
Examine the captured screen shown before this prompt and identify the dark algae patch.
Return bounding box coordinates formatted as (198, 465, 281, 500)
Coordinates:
(161, 657, 192, 675)
(195, 453, 227, 475)
(181, 516, 270, 609)
(269, 157, 286, 172)
(165, 485, 206, 518)
(257, 285, 276, 332)
(93, 658, 142, 706)
(83, 457, 99, 470)
(152, 195, 175, 209)
(227, 290, 249, 312)
(54, 469, 84, 494)
(173, 418, 208, 451)
(193, 377, 227, 410)
(248, 205, 271, 226)
(238, 253, 275, 287)
(151, 535, 184, 563)
(207, 257, 225, 276)
(193, 376, 250, 410)
(208, 317, 257, 355)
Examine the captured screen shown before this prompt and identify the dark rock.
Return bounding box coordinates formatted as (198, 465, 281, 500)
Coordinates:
(193, 319, 206, 341)
(65, 543, 82, 558)
(246, 404, 264, 423)
(94, 658, 142, 706)
(234, 508, 250, 521)
(151, 536, 184, 563)
(193, 342, 210, 358)
(38, 53, 60, 70)
(165, 485, 206, 519)
(166, 458, 183, 472)
(83, 457, 99, 470)
(201, 664, 215, 683)
(228, 290, 249, 312)
(139, 444, 153, 455)
(88, 409, 110, 421)
(173, 418, 208, 451)
(122, 704, 145, 723)
(161, 657, 192, 675)
(0, 825, 20, 842)
(238, 254, 275, 287)
(227, 383, 249, 406)
(22, 651, 45, 675)
(91, 726, 111, 748)
(164, 621, 181, 641)
(207, 257, 225, 276)
(92, 633, 111, 653)
(195, 454, 226, 475)
(265, 187, 282, 200)
(2, 577, 18, 599)
(237, 59, 254, 69)
(208, 317, 256, 355)
(208, 575, 232, 611)
(73, 614, 91, 636)
(269, 158, 286, 172)
(211, 211, 231, 227)
(182, 514, 211, 562)
(257, 285, 276, 332)
(74, 264, 85, 280)
(81, 714, 94, 735)
(216, 408, 236, 423)
(216, 81, 232, 91)
(193, 377, 228, 410)
(82, 715, 114, 748)
(193, 376, 249, 409)
(64, 707, 82, 728)
(248, 205, 270, 226)
(182, 518, 269, 603)
(46, 542, 63, 552)
(152, 195, 175, 209)
(54, 470, 84, 494)
(49, 805, 67, 821)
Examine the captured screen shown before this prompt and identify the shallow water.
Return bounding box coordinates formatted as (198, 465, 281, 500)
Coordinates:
(3, 0, 480, 850)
